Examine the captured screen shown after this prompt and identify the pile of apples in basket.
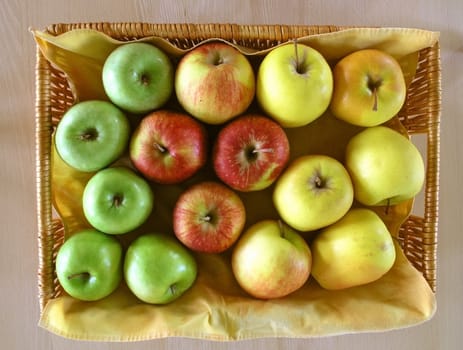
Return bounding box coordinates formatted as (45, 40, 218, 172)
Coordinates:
(54, 40, 424, 304)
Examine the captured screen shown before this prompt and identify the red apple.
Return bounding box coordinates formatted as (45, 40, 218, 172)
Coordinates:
(129, 110, 207, 184)
(212, 114, 290, 192)
(174, 41, 256, 125)
(173, 181, 246, 253)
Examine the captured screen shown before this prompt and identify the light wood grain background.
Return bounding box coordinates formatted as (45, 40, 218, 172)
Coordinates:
(1, 0, 461, 349)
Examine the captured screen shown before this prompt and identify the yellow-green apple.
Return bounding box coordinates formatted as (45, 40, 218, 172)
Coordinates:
(124, 233, 197, 304)
(54, 100, 130, 172)
(102, 42, 174, 114)
(231, 220, 312, 299)
(129, 110, 208, 184)
(212, 114, 290, 192)
(311, 208, 396, 290)
(83, 167, 154, 235)
(256, 42, 333, 127)
(174, 41, 255, 125)
(330, 49, 407, 127)
(273, 155, 354, 231)
(56, 229, 123, 301)
(173, 181, 246, 253)
(345, 126, 425, 206)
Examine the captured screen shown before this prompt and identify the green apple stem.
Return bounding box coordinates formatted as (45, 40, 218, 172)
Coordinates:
(67, 272, 91, 280)
(80, 128, 98, 141)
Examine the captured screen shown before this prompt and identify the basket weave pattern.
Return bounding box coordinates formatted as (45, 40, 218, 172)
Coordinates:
(35, 23, 441, 314)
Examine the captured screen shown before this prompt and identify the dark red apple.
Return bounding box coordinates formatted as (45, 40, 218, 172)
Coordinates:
(173, 181, 246, 253)
(129, 110, 207, 184)
(212, 114, 290, 191)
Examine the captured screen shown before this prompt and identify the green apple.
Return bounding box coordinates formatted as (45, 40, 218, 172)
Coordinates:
(55, 229, 123, 301)
(273, 155, 354, 231)
(175, 41, 255, 125)
(330, 49, 407, 127)
(124, 233, 198, 304)
(311, 208, 396, 290)
(102, 42, 174, 114)
(345, 126, 425, 206)
(231, 220, 312, 299)
(54, 100, 130, 172)
(82, 167, 154, 235)
(256, 42, 333, 127)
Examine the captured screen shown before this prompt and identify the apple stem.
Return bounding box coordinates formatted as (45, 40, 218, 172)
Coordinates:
(385, 198, 391, 215)
(372, 86, 378, 111)
(154, 142, 167, 154)
(293, 39, 302, 73)
(253, 147, 274, 154)
(169, 283, 177, 295)
(278, 220, 286, 238)
(112, 194, 123, 208)
(202, 215, 212, 222)
(67, 272, 90, 280)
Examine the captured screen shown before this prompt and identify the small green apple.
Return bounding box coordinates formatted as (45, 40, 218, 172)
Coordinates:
(124, 233, 198, 304)
(102, 42, 174, 114)
(256, 42, 333, 127)
(231, 220, 312, 299)
(345, 126, 425, 206)
(311, 208, 396, 290)
(273, 155, 354, 231)
(82, 167, 154, 235)
(55, 229, 123, 301)
(54, 100, 130, 172)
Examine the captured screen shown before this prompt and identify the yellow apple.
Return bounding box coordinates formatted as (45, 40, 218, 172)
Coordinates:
(330, 49, 406, 127)
(273, 155, 354, 231)
(231, 220, 312, 299)
(311, 208, 396, 290)
(256, 42, 333, 128)
(345, 126, 425, 206)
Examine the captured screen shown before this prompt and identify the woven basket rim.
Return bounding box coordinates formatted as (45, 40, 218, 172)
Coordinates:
(35, 23, 441, 315)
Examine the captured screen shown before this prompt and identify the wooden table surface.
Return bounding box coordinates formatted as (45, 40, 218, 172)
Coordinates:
(1, 0, 461, 349)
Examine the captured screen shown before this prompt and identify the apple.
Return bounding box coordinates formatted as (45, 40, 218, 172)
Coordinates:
(102, 42, 174, 114)
(273, 154, 354, 232)
(174, 41, 255, 125)
(330, 49, 407, 127)
(55, 229, 123, 301)
(54, 100, 130, 172)
(129, 110, 208, 184)
(311, 208, 396, 290)
(173, 181, 246, 253)
(124, 233, 198, 304)
(256, 42, 333, 127)
(345, 126, 425, 206)
(231, 220, 312, 299)
(82, 167, 154, 235)
(212, 114, 290, 192)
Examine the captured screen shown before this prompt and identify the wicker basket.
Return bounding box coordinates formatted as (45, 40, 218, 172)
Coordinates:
(35, 23, 441, 317)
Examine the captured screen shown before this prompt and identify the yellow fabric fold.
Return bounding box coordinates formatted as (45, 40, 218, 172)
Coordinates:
(33, 26, 439, 341)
